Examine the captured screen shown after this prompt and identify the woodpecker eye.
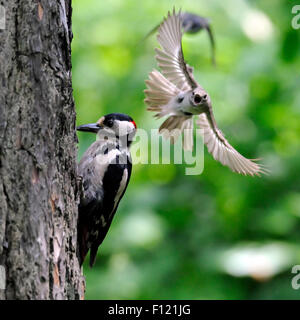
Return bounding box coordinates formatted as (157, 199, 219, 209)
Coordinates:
(106, 119, 114, 128)
(194, 94, 202, 104)
(177, 96, 184, 103)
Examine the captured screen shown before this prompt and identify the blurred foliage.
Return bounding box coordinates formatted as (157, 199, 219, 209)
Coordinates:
(72, 0, 300, 299)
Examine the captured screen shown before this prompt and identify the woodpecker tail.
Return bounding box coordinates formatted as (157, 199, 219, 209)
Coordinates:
(89, 245, 98, 268)
(78, 218, 99, 268)
(159, 116, 194, 151)
(144, 69, 180, 118)
(78, 218, 89, 266)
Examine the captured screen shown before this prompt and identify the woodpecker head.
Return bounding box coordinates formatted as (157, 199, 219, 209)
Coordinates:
(190, 87, 211, 111)
(77, 113, 137, 147)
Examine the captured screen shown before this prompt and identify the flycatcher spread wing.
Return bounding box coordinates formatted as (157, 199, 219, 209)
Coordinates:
(155, 8, 198, 91)
(197, 113, 265, 176)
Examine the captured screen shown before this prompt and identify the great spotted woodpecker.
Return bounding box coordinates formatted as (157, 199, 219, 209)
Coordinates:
(144, 9, 266, 176)
(77, 113, 137, 267)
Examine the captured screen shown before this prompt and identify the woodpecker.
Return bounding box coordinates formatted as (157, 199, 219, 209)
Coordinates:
(144, 9, 266, 176)
(77, 113, 137, 267)
(143, 11, 216, 66)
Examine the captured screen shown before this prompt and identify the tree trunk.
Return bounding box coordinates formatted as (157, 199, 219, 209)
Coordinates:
(0, 0, 84, 299)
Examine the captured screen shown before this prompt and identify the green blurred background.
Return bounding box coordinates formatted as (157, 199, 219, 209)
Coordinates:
(72, 0, 300, 299)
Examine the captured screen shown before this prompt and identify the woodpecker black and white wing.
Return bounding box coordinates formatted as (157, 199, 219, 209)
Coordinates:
(155, 8, 198, 91)
(88, 158, 132, 267)
(197, 112, 265, 176)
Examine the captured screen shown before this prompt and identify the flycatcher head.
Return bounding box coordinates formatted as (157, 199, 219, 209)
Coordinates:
(190, 87, 211, 108)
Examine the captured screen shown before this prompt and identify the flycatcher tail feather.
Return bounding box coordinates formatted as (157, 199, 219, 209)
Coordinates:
(159, 116, 194, 151)
(144, 69, 180, 118)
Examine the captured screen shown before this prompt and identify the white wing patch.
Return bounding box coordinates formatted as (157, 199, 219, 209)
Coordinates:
(95, 149, 121, 184)
(110, 168, 128, 218)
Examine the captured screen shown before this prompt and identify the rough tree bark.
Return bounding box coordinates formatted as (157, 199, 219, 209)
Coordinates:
(0, 0, 84, 299)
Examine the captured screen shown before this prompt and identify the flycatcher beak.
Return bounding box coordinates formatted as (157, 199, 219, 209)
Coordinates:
(76, 123, 102, 133)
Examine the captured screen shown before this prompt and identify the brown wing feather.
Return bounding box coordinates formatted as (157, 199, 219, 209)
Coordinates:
(155, 8, 198, 90)
(197, 112, 266, 176)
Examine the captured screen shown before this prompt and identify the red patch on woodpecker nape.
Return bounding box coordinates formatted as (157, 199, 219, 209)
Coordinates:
(131, 120, 137, 129)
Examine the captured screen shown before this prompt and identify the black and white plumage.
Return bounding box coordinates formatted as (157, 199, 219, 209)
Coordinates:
(144, 9, 265, 176)
(143, 11, 216, 66)
(77, 113, 137, 267)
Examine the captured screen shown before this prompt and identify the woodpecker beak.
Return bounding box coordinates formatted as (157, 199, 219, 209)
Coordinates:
(76, 123, 102, 133)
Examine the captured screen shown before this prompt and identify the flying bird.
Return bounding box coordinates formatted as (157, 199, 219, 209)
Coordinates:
(77, 113, 137, 267)
(143, 11, 216, 66)
(144, 9, 265, 176)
